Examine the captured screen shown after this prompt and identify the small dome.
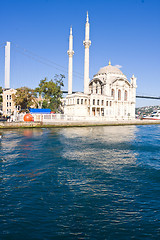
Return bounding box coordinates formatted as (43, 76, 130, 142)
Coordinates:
(97, 63, 123, 75)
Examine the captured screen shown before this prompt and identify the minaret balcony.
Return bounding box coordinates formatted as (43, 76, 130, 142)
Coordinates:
(83, 40, 91, 48)
(67, 50, 74, 56)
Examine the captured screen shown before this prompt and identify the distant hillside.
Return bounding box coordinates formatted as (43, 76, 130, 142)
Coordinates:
(136, 105, 160, 117)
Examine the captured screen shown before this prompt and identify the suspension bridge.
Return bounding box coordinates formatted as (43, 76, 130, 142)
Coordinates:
(0, 41, 160, 101)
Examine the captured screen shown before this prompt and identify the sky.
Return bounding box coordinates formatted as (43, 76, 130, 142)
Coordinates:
(0, 0, 160, 107)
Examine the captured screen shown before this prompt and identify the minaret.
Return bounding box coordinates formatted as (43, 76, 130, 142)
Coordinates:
(130, 74, 137, 118)
(5, 41, 11, 89)
(83, 11, 91, 94)
(67, 26, 74, 94)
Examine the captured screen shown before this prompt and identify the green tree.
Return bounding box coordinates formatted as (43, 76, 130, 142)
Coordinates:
(12, 87, 36, 111)
(35, 74, 65, 112)
(0, 87, 3, 103)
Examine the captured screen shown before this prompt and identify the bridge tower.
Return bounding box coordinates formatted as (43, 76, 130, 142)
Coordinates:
(5, 41, 11, 89)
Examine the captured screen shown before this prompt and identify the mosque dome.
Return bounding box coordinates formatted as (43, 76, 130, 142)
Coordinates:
(97, 61, 123, 75)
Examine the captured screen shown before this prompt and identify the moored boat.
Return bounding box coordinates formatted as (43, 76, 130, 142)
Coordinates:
(143, 110, 160, 120)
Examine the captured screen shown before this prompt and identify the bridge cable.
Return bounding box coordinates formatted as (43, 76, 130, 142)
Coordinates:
(12, 42, 84, 78)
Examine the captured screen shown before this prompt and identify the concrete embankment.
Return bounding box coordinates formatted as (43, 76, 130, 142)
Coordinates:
(1, 119, 160, 129)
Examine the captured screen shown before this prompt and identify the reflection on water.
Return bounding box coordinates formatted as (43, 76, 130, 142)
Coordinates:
(0, 126, 160, 239)
(60, 125, 137, 141)
(61, 126, 138, 171)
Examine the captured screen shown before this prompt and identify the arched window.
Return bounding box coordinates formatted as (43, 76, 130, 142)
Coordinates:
(101, 86, 103, 94)
(118, 90, 121, 100)
(77, 99, 79, 104)
(106, 101, 108, 106)
(111, 89, 115, 98)
(124, 90, 128, 101)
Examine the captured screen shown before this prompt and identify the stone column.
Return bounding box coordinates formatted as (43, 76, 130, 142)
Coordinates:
(90, 107, 92, 116)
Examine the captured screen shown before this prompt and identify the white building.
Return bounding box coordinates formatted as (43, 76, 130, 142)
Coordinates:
(62, 13, 137, 120)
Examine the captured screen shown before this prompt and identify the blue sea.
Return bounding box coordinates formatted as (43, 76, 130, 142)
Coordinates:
(0, 125, 160, 239)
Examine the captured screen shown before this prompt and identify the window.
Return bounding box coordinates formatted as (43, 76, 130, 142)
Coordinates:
(111, 89, 115, 98)
(106, 101, 108, 106)
(85, 99, 87, 105)
(81, 99, 83, 104)
(77, 99, 79, 104)
(10, 95, 11, 100)
(7, 102, 8, 107)
(124, 90, 128, 101)
(10, 102, 11, 107)
(110, 101, 112, 106)
(96, 87, 98, 94)
(7, 95, 8, 100)
(118, 90, 121, 100)
(102, 100, 104, 106)
(97, 100, 99, 105)
(93, 99, 95, 105)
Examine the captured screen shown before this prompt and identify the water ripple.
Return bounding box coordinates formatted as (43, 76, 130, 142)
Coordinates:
(0, 126, 160, 239)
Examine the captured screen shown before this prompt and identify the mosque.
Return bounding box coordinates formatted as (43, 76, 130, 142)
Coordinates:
(62, 12, 137, 120)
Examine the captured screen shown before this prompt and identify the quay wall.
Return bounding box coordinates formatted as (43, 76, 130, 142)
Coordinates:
(1, 119, 160, 129)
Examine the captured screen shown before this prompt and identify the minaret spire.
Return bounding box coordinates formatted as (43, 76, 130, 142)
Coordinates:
(86, 11, 89, 23)
(67, 26, 74, 94)
(70, 25, 72, 35)
(83, 12, 91, 94)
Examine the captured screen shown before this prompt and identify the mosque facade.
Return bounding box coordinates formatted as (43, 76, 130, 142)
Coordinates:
(62, 13, 137, 120)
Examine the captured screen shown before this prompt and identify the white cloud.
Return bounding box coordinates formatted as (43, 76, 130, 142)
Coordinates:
(114, 65, 122, 69)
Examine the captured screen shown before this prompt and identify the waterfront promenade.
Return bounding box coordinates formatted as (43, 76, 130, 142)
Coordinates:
(1, 119, 160, 129)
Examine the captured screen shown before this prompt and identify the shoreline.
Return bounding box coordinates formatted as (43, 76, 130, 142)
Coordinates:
(1, 119, 160, 129)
